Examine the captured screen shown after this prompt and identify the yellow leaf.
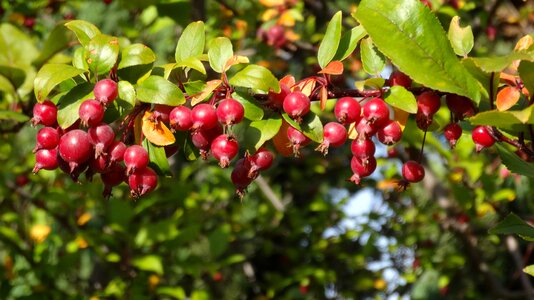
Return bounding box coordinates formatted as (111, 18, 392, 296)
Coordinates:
(77, 212, 92, 226)
(347, 122, 358, 140)
(142, 111, 176, 146)
(30, 224, 51, 243)
(191, 80, 222, 106)
(224, 56, 250, 72)
(514, 35, 533, 51)
(261, 9, 279, 22)
(76, 237, 89, 249)
(260, 0, 285, 7)
(377, 179, 398, 190)
(278, 11, 296, 27)
(292, 78, 316, 97)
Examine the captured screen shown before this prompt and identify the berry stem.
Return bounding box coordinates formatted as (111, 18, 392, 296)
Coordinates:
(419, 129, 427, 164)
(491, 127, 534, 159)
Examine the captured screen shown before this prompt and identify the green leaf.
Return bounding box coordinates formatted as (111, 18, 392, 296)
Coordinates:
(317, 11, 342, 68)
(0, 66, 25, 89)
(233, 91, 264, 121)
(242, 117, 282, 152)
(469, 51, 534, 73)
(72, 47, 89, 71)
(65, 20, 101, 46)
(157, 287, 186, 299)
(56, 82, 94, 129)
(524, 265, 534, 277)
(118, 80, 136, 108)
(132, 255, 164, 275)
(34, 21, 75, 68)
(360, 37, 385, 76)
(117, 44, 156, 83)
(229, 65, 280, 93)
(385, 86, 418, 113)
(448, 16, 474, 57)
(489, 213, 534, 241)
(174, 57, 206, 75)
(208, 37, 233, 73)
(208, 224, 230, 258)
(0, 23, 39, 68)
(518, 61, 534, 96)
(355, 0, 482, 103)
(34, 64, 86, 102)
(0, 110, 30, 122)
(143, 139, 172, 176)
(495, 144, 534, 178)
(282, 112, 324, 143)
(470, 106, 534, 131)
(84, 34, 120, 76)
(175, 21, 205, 63)
(333, 25, 366, 62)
(137, 76, 185, 106)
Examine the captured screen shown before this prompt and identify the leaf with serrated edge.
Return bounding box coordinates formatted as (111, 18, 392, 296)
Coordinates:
(496, 144, 534, 178)
(317, 11, 342, 68)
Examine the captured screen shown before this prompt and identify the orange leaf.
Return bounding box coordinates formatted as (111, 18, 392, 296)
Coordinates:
(393, 108, 410, 131)
(320, 86, 328, 111)
(280, 75, 296, 87)
(278, 11, 296, 27)
(191, 80, 222, 106)
(500, 73, 519, 86)
(496, 86, 520, 111)
(292, 78, 316, 97)
(142, 111, 176, 146)
(377, 179, 398, 190)
(272, 119, 293, 157)
(284, 29, 300, 42)
(318, 61, 344, 75)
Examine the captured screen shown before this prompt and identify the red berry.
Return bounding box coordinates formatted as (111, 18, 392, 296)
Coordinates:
(446, 94, 476, 120)
(444, 123, 462, 148)
(211, 134, 239, 168)
(350, 156, 377, 184)
(355, 117, 378, 139)
(287, 126, 311, 157)
(387, 147, 399, 158)
(101, 163, 125, 199)
(79, 99, 104, 127)
(23, 16, 36, 29)
(58, 129, 93, 172)
(283, 91, 310, 121)
(316, 122, 347, 155)
(376, 120, 402, 146)
(89, 155, 109, 174)
(169, 106, 193, 131)
(388, 71, 412, 88)
(124, 145, 149, 175)
(31, 100, 57, 127)
(267, 83, 290, 109)
(417, 91, 441, 117)
(149, 104, 174, 124)
(362, 98, 389, 127)
(472, 126, 496, 152)
(266, 25, 287, 48)
(93, 79, 118, 105)
(351, 138, 376, 164)
(191, 125, 223, 159)
(216, 98, 244, 126)
(213, 272, 223, 282)
(249, 147, 274, 177)
(128, 167, 158, 198)
(33, 148, 58, 174)
(231, 158, 254, 196)
(16, 174, 30, 187)
(88, 123, 115, 158)
(191, 103, 218, 130)
(34, 127, 60, 152)
(108, 141, 127, 163)
(103, 0, 113, 4)
(334, 97, 361, 125)
(402, 160, 425, 183)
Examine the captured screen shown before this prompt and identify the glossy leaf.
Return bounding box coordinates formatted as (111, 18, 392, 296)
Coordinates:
(229, 65, 280, 93)
(208, 37, 233, 73)
(496, 86, 520, 111)
(65, 20, 101, 46)
(34, 64, 86, 102)
(56, 82, 94, 129)
(242, 117, 283, 152)
(117, 44, 156, 82)
(355, 0, 482, 103)
(489, 212, 534, 240)
(448, 16, 473, 57)
(385, 86, 418, 114)
(84, 34, 119, 76)
(175, 21, 205, 63)
(118, 80, 136, 108)
(333, 25, 366, 62)
(360, 37, 385, 76)
(317, 11, 342, 68)
(495, 144, 534, 178)
(282, 112, 324, 143)
(136, 76, 185, 106)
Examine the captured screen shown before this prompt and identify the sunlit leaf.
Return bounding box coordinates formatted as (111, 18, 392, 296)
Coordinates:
(496, 86, 520, 111)
(142, 111, 176, 146)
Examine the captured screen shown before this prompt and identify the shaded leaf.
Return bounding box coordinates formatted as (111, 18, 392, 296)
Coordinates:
(489, 212, 534, 240)
(242, 117, 282, 152)
(518, 61, 534, 96)
(0, 23, 39, 68)
(132, 255, 164, 275)
(333, 25, 366, 62)
(34, 21, 75, 68)
(142, 138, 172, 176)
(470, 51, 534, 73)
(34, 64, 86, 102)
(0, 110, 30, 122)
(495, 144, 534, 178)
(233, 90, 264, 121)
(282, 112, 323, 143)
(56, 82, 94, 129)
(360, 37, 385, 76)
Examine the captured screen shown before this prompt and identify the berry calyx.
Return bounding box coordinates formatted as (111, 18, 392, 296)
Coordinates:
(316, 122, 347, 155)
(191, 103, 218, 130)
(355, 117, 378, 139)
(34, 127, 60, 152)
(216, 98, 245, 126)
(128, 167, 158, 198)
(124, 145, 150, 175)
(283, 91, 310, 122)
(417, 91, 441, 118)
(350, 156, 377, 184)
(88, 123, 115, 158)
(79, 99, 104, 127)
(93, 79, 118, 105)
(211, 134, 239, 168)
(334, 97, 361, 125)
(472, 126, 496, 152)
(31, 100, 57, 127)
(362, 98, 389, 127)
(169, 106, 193, 131)
(33, 149, 58, 174)
(58, 129, 93, 172)
(388, 71, 412, 88)
(402, 160, 425, 183)
(287, 126, 311, 157)
(376, 120, 402, 146)
(443, 123, 462, 149)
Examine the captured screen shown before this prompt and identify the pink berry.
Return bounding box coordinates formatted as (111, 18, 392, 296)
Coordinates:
(31, 100, 57, 126)
(444, 123, 462, 149)
(334, 97, 361, 125)
(88, 123, 115, 158)
(417, 91, 441, 118)
(351, 138, 376, 165)
(283, 91, 310, 121)
(191, 103, 218, 130)
(350, 156, 377, 184)
(402, 160, 425, 183)
(472, 126, 496, 152)
(217, 98, 244, 126)
(124, 145, 149, 175)
(388, 71, 412, 88)
(287, 126, 311, 157)
(266, 25, 287, 48)
(128, 167, 158, 198)
(316, 122, 347, 155)
(79, 99, 104, 127)
(34, 127, 60, 152)
(169, 106, 193, 131)
(362, 98, 389, 127)
(376, 120, 402, 146)
(58, 129, 93, 172)
(33, 148, 58, 174)
(108, 141, 127, 163)
(210, 134, 239, 168)
(93, 79, 118, 105)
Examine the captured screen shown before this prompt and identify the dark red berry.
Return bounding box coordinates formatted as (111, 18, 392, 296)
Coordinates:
(350, 156, 377, 184)
(472, 126, 496, 152)
(191, 103, 218, 130)
(16, 174, 30, 187)
(58, 129, 93, 172)
(417, 91, 441, 117)
(88, 123, 115, 158)
(267, 83, 290, 109)
(101, 163, 125, 199)
(231, 158, 254, 197)
(89, 155, 109, 174)
(351, 138, 376, 164)
(56, 153, 88, 182)
(217, 98, 244, 126)
(103, 0, 113, 4)
(128, 167, 158, 198)
(283, 91, 310, 121)
(149, 104, 174, 124)
(334, 97, 361, 124)
(266, 25, 286, 48)
(191, 125, 222, 159)
(316, 122, 347, 155)
(108, 141, 127, 163)
(93, 79, 118, 105)
(169, 106, 193, 131)
(211, 134, 239, 168)
(34, 127, 59, 152)
(79, 99, 104, 127)
(362, 98, 389, 127)
(446, 94, 476, 121)
(402, 160, 425, 183)
(387, 147, 399, 158)
(376, 120, 402, 146)
(444, 123, 462, 148)
(31, 100, 57, 127)
(287, 126, 311, 157)
(388, 71, 412, 88)
(33, 149, 58, 174)
(249, 147, 274, 177)
(124, 145, 149, 175)
(23, 16, 36, 29)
